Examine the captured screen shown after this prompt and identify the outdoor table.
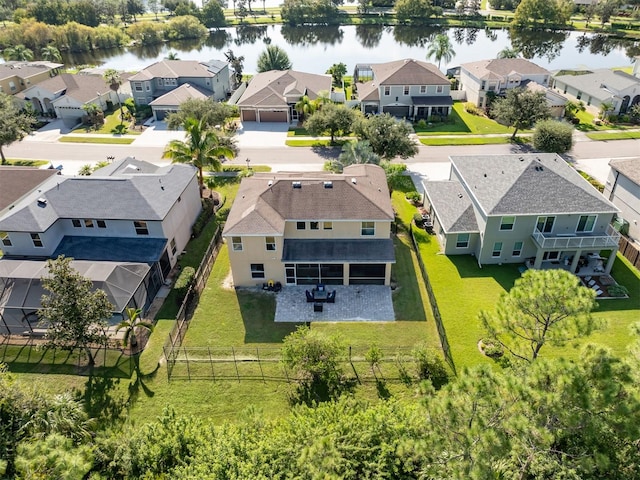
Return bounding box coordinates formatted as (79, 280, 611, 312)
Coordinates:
(313, 290, 328, 302)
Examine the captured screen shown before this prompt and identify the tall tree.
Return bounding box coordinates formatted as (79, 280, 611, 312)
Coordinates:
(38, 256, 113, 367)
(102, 68, 124, 126)
(325, 62, 347, 87)
(162, 117, 235, 196)
(225, 49, 245, 88)
(0, 93, 36, 164)
(479, 269, 600, 363)
(115, 307, 154, 348)
(294, 95, 316, 123)
(40, 45, 61, 62)
(3, 44, 34, 61)
(199, 0, 226, 28)
(147, 0, 160, 19)
(497, 46, 519, 58)
(165, 97, 236, 130)
(513, 0, 573, 26)
(395, 0, 440, 24)
(426, 33, 455, 69)
(304, 103, 358, 144)
(256, 44, 292, 72)
(490, 87, 551, 140)
(332, 140, 380, 172)
(354, 113, 418, 159)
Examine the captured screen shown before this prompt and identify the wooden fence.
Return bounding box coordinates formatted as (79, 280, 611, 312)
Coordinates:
(619, 235, 640, 271)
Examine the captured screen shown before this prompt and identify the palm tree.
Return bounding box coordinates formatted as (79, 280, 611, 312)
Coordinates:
(331, 140, 380, 172)
(426, 34, 455, 70)
(162, 117, 235, 196)
(256, 45, 292, 73)
(599, 101, 614, 122)
(294, 95, 315, 123)
(115, 307, 154, 348)
(497, 47, 519, 59)
(103, 68, 124, 126)
(312, 90, 332, 110)
(3, 44, 34, 61)
(165, 51, 180, 60)
(40, 45, 62, 62)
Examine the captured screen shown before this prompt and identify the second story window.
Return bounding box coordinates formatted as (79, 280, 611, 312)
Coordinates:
(30, 233, 43, 247)
(134, 221, 149, 235)
(266, 236, 276, 251)
(577, 215, 596, 233)
(500, 216, 515, 231)
(420, 85, 427, 93)
(134, 83, 143, 91)
(361, 221, 375, 236)
(436, 85, 443, 93)
(97, 220, 106, 228)
(170, 238, 177, 255)
(72, 219, 81, 228)
(310, 222, 319, 230)
(536, 216, 555, 233)
(384, 86, 390, 96)
(84, 219, 94, 228)
(0, 231, 11, 247)
(297, 221, 306, 230)
(231, 236, 242, 251)
(323, 222, 333, 230)
(403, 85, 409, 95)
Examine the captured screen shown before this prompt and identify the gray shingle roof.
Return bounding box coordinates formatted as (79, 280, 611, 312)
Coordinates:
(282, 238, 395, 262)
(450, 154, 619, 216)
(461, 58, 549, 80)
(129, 59, 226, 81)
(223, 165, 394, 236)
(236, 70, 332, 108)
(609, 158, 640, 186)
(149, 83, 210, 107)
(0, 164, 197, 232)
(370, 59, 449, 85)
(423, 180, 478, 233)
(552, 69, 640, 102)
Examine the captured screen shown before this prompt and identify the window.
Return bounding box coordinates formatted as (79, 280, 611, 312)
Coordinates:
(266, 236, 276, 251)
(536, 216, 555, 233)
(456, 233, 469, 248)
(170, 238, 177, 255)
(481, 81, 486, 91)
(251, 264, 265, 279)
(134, 83, 143, 92)
(84, 219, 94, 228)
(30, 233, 43, 247)
(164, 78, 177, 86)
(436, 85, 443, 93)
(145, 83, 150, 91)
(361, 221, 375, 236)
(310, 222, 319, 230)
(403, 85, 409, 95)
(500, 216, 515, 231)
(420, 85, 427, 93)
(492, 242, 503, 257)
(0, 231, 11, 247)
(384, 86, 390, 96)
(512, 241, 523, 257)
(323, 222, 333, 230)
(9, 81, 16, 91)
(72, 219, 81, 228)
(577, 215, 596, 233)
(577, 91, 582, 100)
(297, 221, 306, 230)
(134, 221, 149, 235)
(157, 78, 163, 87)
(96, 220, 106, 228)
(231, 236, 242, 251)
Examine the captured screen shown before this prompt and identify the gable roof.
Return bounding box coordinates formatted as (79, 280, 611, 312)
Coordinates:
(17, 73, 118, 103)
(0, 163, 197, 232)
(461, 58, 549, 80)
(552, 69, 640, 101)
(609, 158, 640, 186)
(450, 154, 619, 216)
(149, 83, 210, 106)
(0, 61, 63, 82)
(129, 59, 226, 81)
(236, 70, 331, 108)
(424, 180, 478, 233)
(370, 59, 449, 85)
(223, 165, 394, 236)
(0, 167, 58, 213)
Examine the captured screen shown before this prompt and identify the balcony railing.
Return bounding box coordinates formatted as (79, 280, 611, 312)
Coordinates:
(532, 224, 621, 250)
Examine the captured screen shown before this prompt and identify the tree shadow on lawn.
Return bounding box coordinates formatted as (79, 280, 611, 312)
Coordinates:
(447, 255, 520, 292)
(237, 290, 300, 344)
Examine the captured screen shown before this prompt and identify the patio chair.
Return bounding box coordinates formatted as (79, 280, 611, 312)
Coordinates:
(584, 276, 592, 282)
(588, 279, 596, 287)
(327, 290, 336, 303)
(594, 288, 603, 296)
(305, 290, 314, 302)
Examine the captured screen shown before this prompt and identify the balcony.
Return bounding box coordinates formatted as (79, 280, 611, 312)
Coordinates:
(531, 224, 621, 250)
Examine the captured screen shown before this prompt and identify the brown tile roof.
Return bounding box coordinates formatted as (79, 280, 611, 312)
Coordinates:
(236, 70, 332, 108)
(461, 58, 549, 80)
(223, 165, 394, 236)
(0, 167, 58, 212)
(609, 158, 640, 186)
(357, 81, 379, 102)
(371, 59, 449, 85)
(18, 73, 123, 103)
(0, 61, 63, 82)
(149, 83, 210, 106)
(129, 60, 220, 81)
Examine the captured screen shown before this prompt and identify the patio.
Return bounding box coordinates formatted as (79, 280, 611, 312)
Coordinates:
(525, 253, 612, 277)
(273, 285, 395, 322)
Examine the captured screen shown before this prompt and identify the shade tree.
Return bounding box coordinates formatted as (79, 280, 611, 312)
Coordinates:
(0, 92, 36, 164)
(490, 87, 551, 140)
(532, 119, 574, 153)
(354, 113, 418, 159)
(303, 103, 359, 144)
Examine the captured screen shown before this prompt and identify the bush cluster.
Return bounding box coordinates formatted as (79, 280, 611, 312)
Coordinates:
(191, 198, 215, 238)
(174, 266, 195, 304)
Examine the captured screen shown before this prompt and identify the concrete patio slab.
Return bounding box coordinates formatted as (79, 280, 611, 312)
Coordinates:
(132, 120, 186, 147)
(273, 285, 395, 322)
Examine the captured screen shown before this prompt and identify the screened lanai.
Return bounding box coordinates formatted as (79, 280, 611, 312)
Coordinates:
(0, 259, 159, 336)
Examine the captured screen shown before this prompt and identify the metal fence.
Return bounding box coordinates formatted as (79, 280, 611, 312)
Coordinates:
(408, 224, 456, 375)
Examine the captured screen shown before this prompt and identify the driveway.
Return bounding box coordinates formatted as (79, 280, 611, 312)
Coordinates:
(25, 119, 71, 142)
(235, 122, 289, 148)
(132, 120, 186, 147)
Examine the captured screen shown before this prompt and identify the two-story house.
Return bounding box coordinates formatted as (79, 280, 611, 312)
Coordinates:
(423, 154, 620, 275)
(459, 58, 551, 109)
(128, 59, 230, 119)
(604, 158, 640, 243)
(236, 69, 332, 123)
(223, 165, 395, 287)
(0, 158, 202, 334)
(552, 69, 640, 115)
(354, 59, 452, 119)
(0, 61, 63, 96)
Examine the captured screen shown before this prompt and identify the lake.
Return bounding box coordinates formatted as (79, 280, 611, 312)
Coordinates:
(60, 25, 639, 75)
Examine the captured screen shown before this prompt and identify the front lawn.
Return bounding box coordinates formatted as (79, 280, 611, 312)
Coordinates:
(419, 136, 523, 146)
(72, 110, 141, 135)
(59, 136, 135, 144)
(414, 102, 514, 136)
(586, 131, 640, 141)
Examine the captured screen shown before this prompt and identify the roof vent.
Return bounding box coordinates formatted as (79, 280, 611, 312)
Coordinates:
(37, 198, 47, 206)
(519, 157, 524, 161)
(351, 178, 357, 184)
(292, 181, 302, 189)
(458, 193, 463, 199)
(268, 180, 273, 187)
(483, 173, 487, 177)
(324, 181, 333, 189)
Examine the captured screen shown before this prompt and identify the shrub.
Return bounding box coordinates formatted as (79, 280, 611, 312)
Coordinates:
(607, 284, 628, 297)
(174, 266, 195, 304)
(405, 191, 421, 204)
(532, 119, 573, 154)
(416, 119, 428, 129)
(412, 343, 449, 389)
(191, 199, 215, 238)
(479, 338, 504, 358)
(216, 207, 230, 222)
(464, 102, 481, 115)
(413, 212, 424, 227)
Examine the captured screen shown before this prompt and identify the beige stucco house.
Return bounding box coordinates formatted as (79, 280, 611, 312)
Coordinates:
(0, 61, 63, 96)
(423, 154, 621, 275)
(223, 165, 396, 287)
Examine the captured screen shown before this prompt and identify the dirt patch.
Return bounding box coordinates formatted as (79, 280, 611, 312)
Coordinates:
(222, 271, 235, 290)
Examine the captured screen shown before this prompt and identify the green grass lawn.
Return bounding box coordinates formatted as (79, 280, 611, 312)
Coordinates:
(586, 131, 640, 141)
(414, 102, 514, 136)
(59, 136, 135, 144)
(3, 159, 50, 167)
(286, 139, 352, 147)
(72, 110, 140, 135)
(419, 136, 523, 146)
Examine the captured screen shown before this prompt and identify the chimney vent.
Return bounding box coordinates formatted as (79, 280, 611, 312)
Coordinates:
(351, 178, 357, 184)
(292, 181, 302, 189)
(37, 198, 47, 206)
(268, 180, 273, 187)
(324, 181, 333, 188)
